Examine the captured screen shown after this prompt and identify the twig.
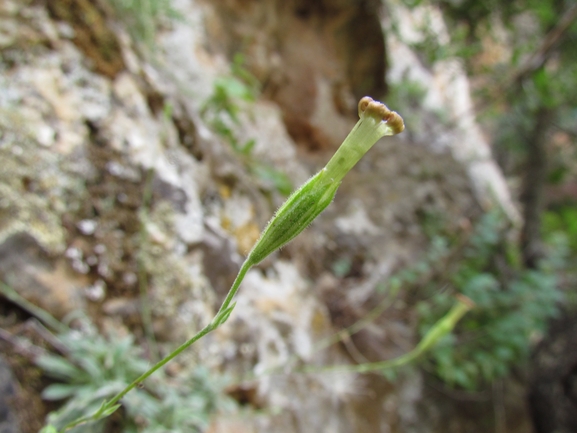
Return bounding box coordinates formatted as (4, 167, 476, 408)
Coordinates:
(23, 319, 70, 355)
(0, 282, 68, 334)
(512, 3, 577, 84)
(0, 327, 47, 360)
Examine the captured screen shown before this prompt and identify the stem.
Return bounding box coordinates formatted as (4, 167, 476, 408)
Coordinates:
(316, 278, 406, 352)
(302, 296, 473, 375)
(213, 258, 254, 322)
(0, 282, 68, 334)
(59, 259, 254, 432)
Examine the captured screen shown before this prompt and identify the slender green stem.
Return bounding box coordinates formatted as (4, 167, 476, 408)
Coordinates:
(213, 259, 254, 323)
(59, 258, 255, 432)
(314, 283, 403, 353)
(302, 296, 474, 375)
(60, 321, 216, 431)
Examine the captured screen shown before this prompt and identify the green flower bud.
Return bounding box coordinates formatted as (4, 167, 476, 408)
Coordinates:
(247, 97, 404, 265)
(247, 169, 340, 265)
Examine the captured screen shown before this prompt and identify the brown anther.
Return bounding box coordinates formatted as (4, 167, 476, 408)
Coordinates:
(358, 96, 373, 116)
(387, 111, 405, 134)
(358, 96, 405, 134)
(358, 96, 388, 118)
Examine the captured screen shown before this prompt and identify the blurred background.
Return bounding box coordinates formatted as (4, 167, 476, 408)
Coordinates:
(0, 0, 576, 432)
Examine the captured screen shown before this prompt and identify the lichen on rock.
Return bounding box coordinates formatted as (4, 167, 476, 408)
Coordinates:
(0, 113, 68, 254)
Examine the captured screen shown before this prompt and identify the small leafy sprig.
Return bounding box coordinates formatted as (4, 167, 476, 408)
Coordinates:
(303, 294, 474, 375)
(42, 97, 458, 432)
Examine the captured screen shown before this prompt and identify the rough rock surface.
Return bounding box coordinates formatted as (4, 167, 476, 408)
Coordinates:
(0, 356, 20, 433)
(0, 0, 524, 432)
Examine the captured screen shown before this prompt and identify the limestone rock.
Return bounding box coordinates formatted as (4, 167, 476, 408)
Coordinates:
(0, 0, 523, 432)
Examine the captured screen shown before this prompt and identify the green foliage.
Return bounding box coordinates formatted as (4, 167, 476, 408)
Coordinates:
(200, 54, 259, 139)
(440, 0, 577, 183)
(399, 1, 577, 393)
(417, 211, 564, 390)
(386, 235, 450, 293)
(249, 163, 294, 196)
(387, 76, 427, 111)
(543, 206, 577, 253)
(201, 55, 293, 195)
(107, 0, 181, 48)
(127, 365, 229, 433)
(542, 205, 577, 304)
(386, 77, 429, 133)
(38, 318, 232, 432)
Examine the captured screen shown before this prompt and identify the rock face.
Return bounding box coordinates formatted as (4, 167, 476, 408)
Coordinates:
(0, 357, 20, 433)
(0, 0, 521, 432)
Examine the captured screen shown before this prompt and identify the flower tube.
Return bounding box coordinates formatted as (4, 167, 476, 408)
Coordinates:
(247, 97, 404, 266)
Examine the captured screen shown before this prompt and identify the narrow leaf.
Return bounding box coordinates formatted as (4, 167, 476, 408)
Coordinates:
(36, 355, 82, 380)
(41, 383, 79, 400)
(100, 403, 121, 418)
